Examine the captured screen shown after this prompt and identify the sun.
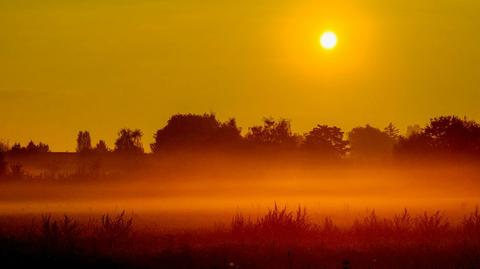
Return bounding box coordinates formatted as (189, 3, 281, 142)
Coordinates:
(320, 31, 337, 50)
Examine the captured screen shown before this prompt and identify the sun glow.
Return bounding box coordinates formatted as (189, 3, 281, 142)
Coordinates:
(320, 31, 337, 49)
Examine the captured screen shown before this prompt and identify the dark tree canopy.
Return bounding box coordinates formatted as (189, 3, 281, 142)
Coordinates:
(424, 116, 480, 153)
(76, 131, 92, 153)
(246, 118, 300, 149)
(94, 140, 110, 153)
(384, 123, 400, 141)
(151, 113, 242, 153)
(348, 125, 395, 159)
(396, 116, 480, 156)
(9, 141, 50, 154)
(5, 113, 480, 161)
(9, 143, 23, 154)
(27, 141, 50, 153)
(303, 125, 349, 157)
(114, 129, 144, 154)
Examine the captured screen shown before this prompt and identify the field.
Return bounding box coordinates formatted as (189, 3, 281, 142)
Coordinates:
(1, 154, 480, 268)
(1, 206, 480, 269)
(3, 0, 480, 267)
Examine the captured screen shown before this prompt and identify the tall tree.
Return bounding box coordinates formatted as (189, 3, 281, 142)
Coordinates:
(348, 125, 395, 159)
(151, 113, 241, 153)
(384, 123, 400, 141)
(9, 143, 24, 154)
(303, 125, 349, 157)
(94, 140, 110, 153)
(76, 131, 92, 153)
(24, 141, 49, 154)
(246, 118, 299, 149)
(114, 129, 144, 154)
(397, 116, 480, 156)
(26, 141, 37, 153)
(36, 142, 50, 153)
(424, 116, 479, 153)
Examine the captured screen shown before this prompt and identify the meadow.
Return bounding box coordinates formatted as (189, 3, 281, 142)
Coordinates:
(1, 205, 479, 269)
(1, 155, 480, 268)
(2, 115, 480, 268)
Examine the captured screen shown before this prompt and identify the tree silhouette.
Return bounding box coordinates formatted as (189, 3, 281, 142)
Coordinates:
(424, 116, 480, 153)
(26, 141, 37, 152)
(114, 129, 143, 154)
(9, 143, 24, 154)
(396, 116, 480, 156)
(151, 113, 241, 153)
(76, 131, 92, 153)
(8, 142, 49, 154)
(384, 123, 400, 141)
(395, 132, 431, 156)
(36, 142, 50, 153)
(22, 141, 50, 154)
(302, 125, 349, 157)
(94, 140, 110, 153)
(348, 125, 395, 159)
(246, 118, 300, 149)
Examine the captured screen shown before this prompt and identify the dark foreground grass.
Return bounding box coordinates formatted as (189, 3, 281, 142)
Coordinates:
(1, 206, 480, 269)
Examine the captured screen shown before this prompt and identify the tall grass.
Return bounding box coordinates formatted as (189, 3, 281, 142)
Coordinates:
(0, 207, 479, 268)
(232, 204, 311, 241)
(96, 211, 133, 249)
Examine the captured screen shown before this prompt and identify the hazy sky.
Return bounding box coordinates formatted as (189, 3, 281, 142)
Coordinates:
(1, 0, 480, 151)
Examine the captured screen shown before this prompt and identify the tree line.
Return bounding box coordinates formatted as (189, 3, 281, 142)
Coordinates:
(1, 114, 480, 169)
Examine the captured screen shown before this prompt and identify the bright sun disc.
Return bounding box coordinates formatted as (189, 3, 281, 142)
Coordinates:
(320, 31, 337, 50)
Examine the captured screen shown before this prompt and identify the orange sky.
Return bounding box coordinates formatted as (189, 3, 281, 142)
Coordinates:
(1, 0, 480, 151)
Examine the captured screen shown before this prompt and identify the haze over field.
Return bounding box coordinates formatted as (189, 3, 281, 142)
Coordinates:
(1, 155, 479, 229)
(2, 1, 480, 268)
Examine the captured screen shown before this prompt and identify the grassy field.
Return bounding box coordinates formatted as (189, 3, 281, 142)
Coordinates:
(2, 155, 480, 268)
(1, 206, 479, 269)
